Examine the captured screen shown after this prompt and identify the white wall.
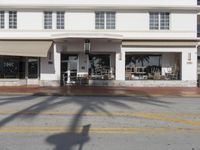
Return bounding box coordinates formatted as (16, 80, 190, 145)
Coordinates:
(171, 12, 197, 32)
(40, 43, 60, 81)
(115, 51, 125, 80)
(0, 10, 197, 39)
(116, 11, 148, 31)
(66, 12, 94, 30)
(18, 11, 43, 30)
(181, 49, 197, 81)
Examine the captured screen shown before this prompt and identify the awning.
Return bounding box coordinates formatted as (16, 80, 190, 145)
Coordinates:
(122, 40, 198, 47)
(0, 40, 53, 57)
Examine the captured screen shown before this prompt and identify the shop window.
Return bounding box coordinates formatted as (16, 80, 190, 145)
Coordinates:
(89, 54, 114, 80)
(19, 59, 26, 79)
(126, 54, 162, 80)
(125, 53, 181, 80)
(0, 56, 26, 79)
(0, 56, 39, 79)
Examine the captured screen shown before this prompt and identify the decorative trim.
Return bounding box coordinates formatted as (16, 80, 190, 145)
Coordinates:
(0, 4, 199, 11)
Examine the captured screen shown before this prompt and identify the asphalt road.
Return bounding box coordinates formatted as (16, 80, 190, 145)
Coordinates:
(0, 95, 199, 150)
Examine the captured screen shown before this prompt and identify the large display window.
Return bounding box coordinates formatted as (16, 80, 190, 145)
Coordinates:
(0, 56, 39, 79)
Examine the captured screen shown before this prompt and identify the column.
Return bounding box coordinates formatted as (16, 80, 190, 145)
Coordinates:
(181, 48, 197, 81)
(54, 43, 61, 81)
(115, 51, 125, 80)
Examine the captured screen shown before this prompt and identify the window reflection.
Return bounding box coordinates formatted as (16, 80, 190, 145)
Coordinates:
(0, 56, 38, 79)
(89, 54, 113, 80)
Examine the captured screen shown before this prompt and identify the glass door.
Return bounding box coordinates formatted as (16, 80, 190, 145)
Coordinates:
(61, 55, 78, 85)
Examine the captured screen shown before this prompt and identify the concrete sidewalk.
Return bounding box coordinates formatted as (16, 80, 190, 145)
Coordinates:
(0, 86, 200, 97)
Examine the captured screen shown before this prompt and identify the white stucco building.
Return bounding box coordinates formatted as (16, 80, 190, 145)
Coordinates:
(0, 0, 200, 87)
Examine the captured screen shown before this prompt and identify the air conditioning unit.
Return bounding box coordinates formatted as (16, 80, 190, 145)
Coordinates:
(84, 39, 91, 54)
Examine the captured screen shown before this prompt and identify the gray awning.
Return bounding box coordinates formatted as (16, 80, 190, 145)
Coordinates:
(0, 40, 53, 57)
(122, 40, 198, 47)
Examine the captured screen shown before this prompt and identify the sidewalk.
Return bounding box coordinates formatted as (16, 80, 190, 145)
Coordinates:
(0, 86, 200, 97)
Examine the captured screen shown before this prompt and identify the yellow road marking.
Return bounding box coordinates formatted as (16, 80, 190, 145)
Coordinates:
(0, 111, 200, 117)
(0, 126, 200, 134)
(0, 111, 200, 126)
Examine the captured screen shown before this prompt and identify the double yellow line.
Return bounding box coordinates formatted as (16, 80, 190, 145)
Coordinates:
(0, 111, 200, 126)
(0, 126, 200, 134)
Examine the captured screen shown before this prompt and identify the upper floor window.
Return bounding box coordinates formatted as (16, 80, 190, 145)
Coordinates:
(9, 11, 17, 29)
(56, 11, 65, 29)
(44, 12, 52, 29)
(95, 12, 116, 29)
(149, 12, 170, 30)
(106, 12, 116, 29)
(0, 11, 4, 29)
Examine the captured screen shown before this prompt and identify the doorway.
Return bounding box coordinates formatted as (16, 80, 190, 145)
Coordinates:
(61, 54, 78, 85)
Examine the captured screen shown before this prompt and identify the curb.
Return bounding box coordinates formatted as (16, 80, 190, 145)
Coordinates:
(0, 92, 200, 98)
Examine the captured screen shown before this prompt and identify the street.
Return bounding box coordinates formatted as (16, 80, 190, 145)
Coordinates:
(0, 95, 199, 150)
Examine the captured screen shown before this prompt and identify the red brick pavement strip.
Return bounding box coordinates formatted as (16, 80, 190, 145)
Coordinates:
(0, 86, 200, 97)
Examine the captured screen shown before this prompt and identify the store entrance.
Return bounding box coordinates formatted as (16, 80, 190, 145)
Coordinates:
(61, 54, 78, 85)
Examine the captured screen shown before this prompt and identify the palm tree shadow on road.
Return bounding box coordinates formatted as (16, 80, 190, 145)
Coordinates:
(0, 94, 173, 150)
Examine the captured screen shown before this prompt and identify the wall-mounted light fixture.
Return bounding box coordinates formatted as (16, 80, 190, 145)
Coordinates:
(84, 39, 91, 54)
(188, 52, 191, 61)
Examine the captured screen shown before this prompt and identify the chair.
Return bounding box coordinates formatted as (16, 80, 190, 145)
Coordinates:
(125, 68, 132, 80)
(153, 71, 161, 80)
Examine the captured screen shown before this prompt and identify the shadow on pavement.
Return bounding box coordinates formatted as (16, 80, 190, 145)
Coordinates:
(0, 92, 173, 150)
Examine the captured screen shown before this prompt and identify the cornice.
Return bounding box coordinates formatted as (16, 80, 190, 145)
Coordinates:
(0, 4, 199, 11)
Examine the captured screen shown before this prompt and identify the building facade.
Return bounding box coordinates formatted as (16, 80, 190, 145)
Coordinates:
(0, 0, 199, 87)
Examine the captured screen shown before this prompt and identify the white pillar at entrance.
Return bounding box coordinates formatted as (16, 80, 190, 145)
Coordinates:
(181, 49, 197, 81)
(115, 51, 125, 80)
(54, 43, 61, 81)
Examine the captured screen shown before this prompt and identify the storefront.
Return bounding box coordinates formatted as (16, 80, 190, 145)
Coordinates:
(125, 53, 181, 81)
(0, 40, 52, 86)
(0, 39, 198, 87)
(0, 56, 39, 79)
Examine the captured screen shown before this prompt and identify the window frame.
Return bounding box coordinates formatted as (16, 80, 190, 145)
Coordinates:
(95, 11, 116, 30)
(95, 12, 105, 29)
(44, 11, 53, 29)
(149, 12, 170, 30)
(9, 11, 17, 29)
(0, 11, 5, 29)
(160, 12, 170, 30)
(56, 11, 65, 29)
